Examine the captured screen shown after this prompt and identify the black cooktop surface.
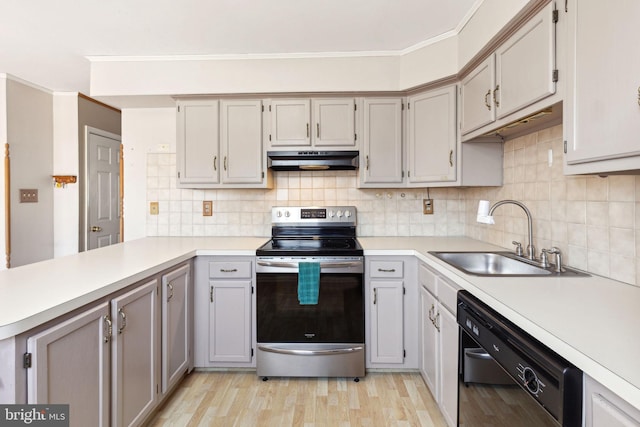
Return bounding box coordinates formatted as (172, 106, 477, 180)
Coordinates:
(256, 237, 363, 257)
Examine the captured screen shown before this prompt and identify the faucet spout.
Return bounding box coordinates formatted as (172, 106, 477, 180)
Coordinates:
(488, 200, 536, 260)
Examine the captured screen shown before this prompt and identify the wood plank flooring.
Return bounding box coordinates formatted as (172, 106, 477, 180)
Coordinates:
(146, 371, 447, 427)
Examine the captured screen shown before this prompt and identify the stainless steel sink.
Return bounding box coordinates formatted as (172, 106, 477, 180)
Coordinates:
(429, 251, 589, 277)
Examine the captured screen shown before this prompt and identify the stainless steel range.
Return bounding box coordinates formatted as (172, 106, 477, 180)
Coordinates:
(255, 206, 365, 380)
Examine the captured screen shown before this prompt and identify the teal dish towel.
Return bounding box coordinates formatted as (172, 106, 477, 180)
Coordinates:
(298, 262, 321, 305)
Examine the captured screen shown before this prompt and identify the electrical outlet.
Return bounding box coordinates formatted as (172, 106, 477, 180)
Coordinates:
(150, 202, 159, 215)
(203, 201, 213, 216)
(423, 199, 434, 215)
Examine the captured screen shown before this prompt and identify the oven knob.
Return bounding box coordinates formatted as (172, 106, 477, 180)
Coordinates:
(276, 210, 282, 217)
(523, 367, 540, 395)
(336, 210, 343, 218)
(284, 210, 290, 217)
(345, 210, 352, 218)
(328, 210, 335, 218)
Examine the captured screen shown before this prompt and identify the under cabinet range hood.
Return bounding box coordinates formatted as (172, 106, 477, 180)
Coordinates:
(267, 151, 359, 171)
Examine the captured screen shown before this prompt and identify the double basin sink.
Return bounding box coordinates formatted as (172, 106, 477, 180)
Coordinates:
(429, 251, 588, 277)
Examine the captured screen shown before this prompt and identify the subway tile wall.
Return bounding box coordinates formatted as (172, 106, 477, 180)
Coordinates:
(146, 124, 640, 286)
(146, 153, 465, 239)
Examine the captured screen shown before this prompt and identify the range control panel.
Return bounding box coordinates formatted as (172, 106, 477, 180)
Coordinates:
(272, 206, 356, 225)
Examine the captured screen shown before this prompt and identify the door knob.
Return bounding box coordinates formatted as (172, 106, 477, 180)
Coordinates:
(91, 226, 102, 232)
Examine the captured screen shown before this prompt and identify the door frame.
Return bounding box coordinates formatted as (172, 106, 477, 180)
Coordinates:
(81, 126, 123, 252)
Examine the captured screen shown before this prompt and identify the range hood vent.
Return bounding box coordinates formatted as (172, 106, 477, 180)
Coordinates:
(267, 151, 359, 171)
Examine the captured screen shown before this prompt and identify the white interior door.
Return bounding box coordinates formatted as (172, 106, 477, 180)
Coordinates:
(86, 127, 121, 250)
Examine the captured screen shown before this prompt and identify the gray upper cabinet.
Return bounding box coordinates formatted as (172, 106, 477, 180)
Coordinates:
(176, 100, 220, 186)
(407, 86, 457, 184)
(461, 2, 557, 139)
(564, 0, 640, 174)
(360, 98, 404, 186)
(268, 98, 357, 150)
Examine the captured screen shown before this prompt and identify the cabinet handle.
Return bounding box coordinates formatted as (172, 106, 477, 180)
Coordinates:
(306, 123, 310, 138)
(366, 155, 370, 170)
(167, 282, 174, 302)
(428, 304, 435, 322)
(210, 286, 214, 303)
(316, 123, 320, 139)
(118, 308, 127, 334)
(484, 89, 492, 110)
(434, 312, 441, 332)
(220, 268, 238, 273)
(449, 150, 453, 167)
(103, 316, 112, 343)
(373, 288, 377, 305)
(224, 156, 227, 171)
(213, 156, 217, 171)
(637, 86, 640, 106)
(377, 268, 396, 273)
(493, 85, 500, 108)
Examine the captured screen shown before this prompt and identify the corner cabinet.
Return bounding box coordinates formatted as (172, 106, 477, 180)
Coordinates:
(407, 86, 457, 185)
(193, 256, 255, 368)
(176, 99, 271, 189)
(365, 256, 418, 369)
(359, 98, 404, 187)
(461, 1, 557, 139)
(268, 98, 357, 150)
(419, 262, 459, 427)
(563, 0, 640, 174)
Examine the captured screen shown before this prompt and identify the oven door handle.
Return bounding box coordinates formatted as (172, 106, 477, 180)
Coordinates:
(256, 261, 362, 269)
(257, 345, 364, 356)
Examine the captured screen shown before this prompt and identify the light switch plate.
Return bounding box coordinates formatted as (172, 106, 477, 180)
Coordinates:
(423, 199, 434, 215)
(150, 202, 159, 215)
(203, 201, 213, 216)
(20, 189, 38, 203)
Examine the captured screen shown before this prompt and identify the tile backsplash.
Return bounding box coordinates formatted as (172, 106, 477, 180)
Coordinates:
(146, 124, 640, 286)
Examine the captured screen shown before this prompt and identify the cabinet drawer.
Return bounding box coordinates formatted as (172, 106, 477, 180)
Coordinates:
(418, 263, 437, 295)
(369, 260, 404, 278)
(209, 261, 252, 279)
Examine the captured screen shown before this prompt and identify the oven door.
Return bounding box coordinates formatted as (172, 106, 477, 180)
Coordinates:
(256, 257, 364, 344)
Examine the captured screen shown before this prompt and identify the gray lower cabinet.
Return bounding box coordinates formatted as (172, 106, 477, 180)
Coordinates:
(585, 374, 640, 427)
(24, 261, 192, 427)
(365, 256, 418, 369)
(161, 263, 191, 394)
(194, 256, 255, 368)
(26, 302, 111, 427)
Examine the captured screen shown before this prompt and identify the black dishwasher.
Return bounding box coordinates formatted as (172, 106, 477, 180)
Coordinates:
(457, 290, 582, 427)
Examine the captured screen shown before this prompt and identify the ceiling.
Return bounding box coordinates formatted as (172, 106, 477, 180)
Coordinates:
(0, 0, 481, 95)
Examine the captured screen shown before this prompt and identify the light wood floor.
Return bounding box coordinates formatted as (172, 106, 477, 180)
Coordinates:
(146, 371, 447, 427)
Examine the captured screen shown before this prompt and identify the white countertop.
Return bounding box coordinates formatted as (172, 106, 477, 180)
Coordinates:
(1, 235, 639, 411)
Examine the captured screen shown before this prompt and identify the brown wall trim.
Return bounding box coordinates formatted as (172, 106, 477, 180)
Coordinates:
(79, 93, 121, 113)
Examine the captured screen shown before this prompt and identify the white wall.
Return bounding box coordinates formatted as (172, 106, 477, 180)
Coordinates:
(53, 93, 79, 257)
(122, 108, 176, 241)
(399, 37, 459, 89)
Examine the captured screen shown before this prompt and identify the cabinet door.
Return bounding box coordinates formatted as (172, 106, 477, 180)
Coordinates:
(370, 280, 404, 364)
(438, 306, 459, 427)
(565, 0, 640, 169)
(209, 280, 252, 363)
(313, 98, 356, 147)
(176, 100, 220, 184)
(408, 86, 457, 183)
(112, 280, 158, 427)
(460, 56, 495, 135)
(269, 99, 311, 146)
(27, 302, 110, 427)
(420, 287, 438, 397)
(590, 394, 640, 427)
(220, 100, 264, 184)
(495, 1, 556, 119)
(362, 98, 403, 184)
(161, 264, 190, 394)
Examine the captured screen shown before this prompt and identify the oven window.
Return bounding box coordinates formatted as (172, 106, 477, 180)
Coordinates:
(458, 330, 560, 427)
(257, 273, 364, 343)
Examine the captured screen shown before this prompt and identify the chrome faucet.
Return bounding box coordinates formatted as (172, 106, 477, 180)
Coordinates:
(488, 200, 536, 261)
